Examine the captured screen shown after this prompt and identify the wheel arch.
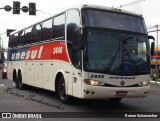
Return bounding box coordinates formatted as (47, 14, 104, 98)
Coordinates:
(55, 69, 67, 94)
(18, 68, 23, 80)
(13, 67, 18, 82)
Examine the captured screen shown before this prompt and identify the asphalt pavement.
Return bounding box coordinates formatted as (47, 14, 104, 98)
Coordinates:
(0, 71, 160, 121)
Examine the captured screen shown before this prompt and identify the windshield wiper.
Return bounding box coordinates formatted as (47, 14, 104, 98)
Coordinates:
(105, 36, 140, 74)
(123, 49, 140, 73)
(105, 48, 120, 73)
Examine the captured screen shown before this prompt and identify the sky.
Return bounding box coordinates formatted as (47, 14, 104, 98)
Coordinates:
(0, 0, 160, 48)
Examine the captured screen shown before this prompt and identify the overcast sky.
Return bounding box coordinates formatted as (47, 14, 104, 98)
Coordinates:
(0, 0, 160, 48)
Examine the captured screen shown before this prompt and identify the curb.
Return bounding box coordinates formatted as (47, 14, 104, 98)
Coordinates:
(150, 81, 160, 85)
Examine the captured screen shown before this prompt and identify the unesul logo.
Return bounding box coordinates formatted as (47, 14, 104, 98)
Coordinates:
(11, 46, 43, 60)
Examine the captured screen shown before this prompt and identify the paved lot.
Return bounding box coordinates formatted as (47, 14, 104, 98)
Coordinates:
(0, 72, 160, 121)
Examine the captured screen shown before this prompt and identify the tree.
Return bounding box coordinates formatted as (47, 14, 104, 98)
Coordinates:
(0, 50, 6, 63)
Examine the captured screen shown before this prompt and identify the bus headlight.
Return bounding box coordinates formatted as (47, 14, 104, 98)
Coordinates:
(84, 79, 105, 86)
(138, 81, 150, 87)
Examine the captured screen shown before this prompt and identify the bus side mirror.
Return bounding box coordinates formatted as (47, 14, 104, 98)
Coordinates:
(148, 36, 155, 56)
(151, 42, 155, 56)
(148, 36, 155, 40)
(78, 26, 84, 50)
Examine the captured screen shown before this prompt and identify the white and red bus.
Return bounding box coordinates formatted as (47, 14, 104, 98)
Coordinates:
(7, 5, 154, 103)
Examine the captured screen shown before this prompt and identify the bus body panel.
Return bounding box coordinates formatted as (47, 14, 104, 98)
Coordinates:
(7, 61, 14, 81)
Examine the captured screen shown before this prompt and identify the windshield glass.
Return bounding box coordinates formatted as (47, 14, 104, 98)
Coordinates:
(84, 29, 150, 75)
(82, 9, 147, 33)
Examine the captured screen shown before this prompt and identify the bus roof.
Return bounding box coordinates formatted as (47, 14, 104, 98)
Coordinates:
(10, 4, 143, 35)
(76, 4, 142, 17)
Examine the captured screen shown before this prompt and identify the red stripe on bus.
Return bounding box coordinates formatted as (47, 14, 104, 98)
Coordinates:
(24, 41, 69, 62)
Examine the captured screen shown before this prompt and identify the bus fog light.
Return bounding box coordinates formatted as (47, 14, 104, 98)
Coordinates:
(138, 81, 150, 87)
(143, 81, 150, 86)
(84, 79, 105, 86)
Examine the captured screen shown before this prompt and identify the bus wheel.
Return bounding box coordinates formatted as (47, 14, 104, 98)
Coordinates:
(15, 79, 19, 89)
(108, 98, 122, 103)
(18, 72, 25, 90)
(58, 77, 71, 104)
(13, 73, 19, 89)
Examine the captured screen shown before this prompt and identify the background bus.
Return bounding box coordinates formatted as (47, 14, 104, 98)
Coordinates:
(151, 47, 160, 75)
(7, 4, 154, 104)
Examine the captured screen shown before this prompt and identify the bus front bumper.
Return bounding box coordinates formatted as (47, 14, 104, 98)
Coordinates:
(80, 85, 150, 99)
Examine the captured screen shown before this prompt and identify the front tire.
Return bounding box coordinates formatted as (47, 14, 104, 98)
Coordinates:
(57, 77, 71, 104)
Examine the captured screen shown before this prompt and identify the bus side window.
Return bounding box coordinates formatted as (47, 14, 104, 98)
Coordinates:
(11, 33, 18, 48)
(9, 34, 17, 48)
(52, 14, 65, 39)
(18, 30, 24, 46)
(32, 23, 41, 43)
(24, 27, 32, 45)
(67, 9, 81, 69)
(41, 18, 52, 41)
(8, 35, 12, 48)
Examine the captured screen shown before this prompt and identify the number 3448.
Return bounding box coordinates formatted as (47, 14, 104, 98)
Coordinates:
(53, 46, 63, 54)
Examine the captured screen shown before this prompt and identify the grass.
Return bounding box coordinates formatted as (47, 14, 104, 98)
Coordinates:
(151, 74, 160, 82)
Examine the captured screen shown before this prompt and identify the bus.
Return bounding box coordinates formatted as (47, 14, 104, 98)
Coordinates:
(7, 4, 155, 103)
(151, 47, 160, 66)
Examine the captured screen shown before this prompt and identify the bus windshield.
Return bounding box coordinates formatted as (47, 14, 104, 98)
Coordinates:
(82, 9, 147, 33)
(84, 29, 150, 75)
(82, 9, 150, 75)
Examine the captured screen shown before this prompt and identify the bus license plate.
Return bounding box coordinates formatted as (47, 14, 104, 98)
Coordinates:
(116, 91, 127, 96)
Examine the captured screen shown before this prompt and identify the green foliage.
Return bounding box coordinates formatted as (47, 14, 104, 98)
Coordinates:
(1, 52, 6, 63)
(151, 74, 160, 82)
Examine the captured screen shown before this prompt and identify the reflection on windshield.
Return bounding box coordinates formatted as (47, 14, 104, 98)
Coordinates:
(82, 9, 147, 33)
(84, 29, 150, 75)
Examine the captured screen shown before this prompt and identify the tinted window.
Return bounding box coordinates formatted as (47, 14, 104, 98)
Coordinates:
(18, 30, 24, 46)
(67, 9, 81, 69)
(53, 14, 65, 39)
(82, 9, 146, 33)
(8, 36, 12, 48)
(41, 19, 52, 41)
(24, 27, 32, 45)
(84, 29, 150, 75)
(9, 33, 18, 48)
(32, 23, 41, 43)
